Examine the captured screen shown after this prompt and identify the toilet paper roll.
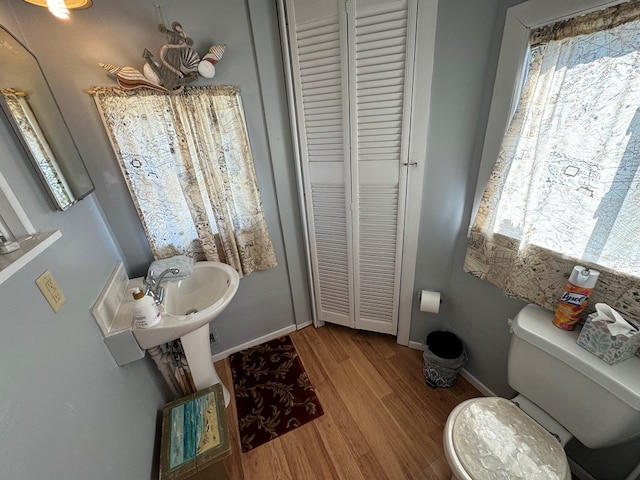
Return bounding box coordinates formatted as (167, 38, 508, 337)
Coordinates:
(419, 290, 441, 314)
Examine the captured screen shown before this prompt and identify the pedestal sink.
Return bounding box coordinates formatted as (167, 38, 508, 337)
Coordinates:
(132, 261, 240, 406)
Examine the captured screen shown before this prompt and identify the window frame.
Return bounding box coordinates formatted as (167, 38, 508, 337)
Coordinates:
(470, 0, 630, 235)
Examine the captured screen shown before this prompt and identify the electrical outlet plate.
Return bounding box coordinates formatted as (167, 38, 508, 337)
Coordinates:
(35, 270, 66, 312)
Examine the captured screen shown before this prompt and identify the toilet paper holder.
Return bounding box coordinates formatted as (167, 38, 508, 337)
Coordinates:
(419, 290, 442, 314)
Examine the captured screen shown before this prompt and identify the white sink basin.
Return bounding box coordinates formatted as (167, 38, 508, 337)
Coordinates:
(132, 261, 239, 349)
(132, 261, 240, 406)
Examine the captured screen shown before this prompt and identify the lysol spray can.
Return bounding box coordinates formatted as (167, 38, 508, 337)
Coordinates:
(552, 266, 599, 330)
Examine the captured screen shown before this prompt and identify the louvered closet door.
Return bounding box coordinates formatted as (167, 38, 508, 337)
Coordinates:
(350, 0, 416, 334)
(286, 0, 353, 327)
(286, 0, 416, 334)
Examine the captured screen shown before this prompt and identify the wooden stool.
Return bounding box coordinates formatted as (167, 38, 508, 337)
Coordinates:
(159, 384, 231, 480)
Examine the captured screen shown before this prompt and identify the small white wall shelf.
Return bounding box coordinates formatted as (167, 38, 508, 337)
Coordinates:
(0, 230, 62, 285)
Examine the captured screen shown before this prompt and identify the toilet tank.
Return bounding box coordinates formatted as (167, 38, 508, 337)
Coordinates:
(508, 304, 640, 449)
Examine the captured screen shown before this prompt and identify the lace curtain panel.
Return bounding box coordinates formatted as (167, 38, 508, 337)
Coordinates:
(465, 3, 640, 322)
(93, 85, 277, 276)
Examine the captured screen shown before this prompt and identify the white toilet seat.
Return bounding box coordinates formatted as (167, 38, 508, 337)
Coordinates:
(443, 397, 571, 480)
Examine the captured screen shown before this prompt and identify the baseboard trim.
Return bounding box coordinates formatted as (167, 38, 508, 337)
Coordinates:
(211, 324, 298, 363)
(296, 320, 313, 330)
(458, 368, 496, 397)
(568, 458, 597, 480)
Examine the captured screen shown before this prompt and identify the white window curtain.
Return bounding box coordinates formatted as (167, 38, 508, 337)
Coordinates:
(93, 85, 277, 276)
(465, 2, 640, 322)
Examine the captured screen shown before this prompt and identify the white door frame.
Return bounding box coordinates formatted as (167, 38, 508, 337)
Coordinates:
(395, 0, 438, 345)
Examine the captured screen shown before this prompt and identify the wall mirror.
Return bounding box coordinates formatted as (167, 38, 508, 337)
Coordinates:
(0, 25, 94, 210)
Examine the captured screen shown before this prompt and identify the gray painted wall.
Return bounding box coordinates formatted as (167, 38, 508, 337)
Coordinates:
(412, 0, 524, 393)
(0, 8, 168, 479)
(1, 0, 639, 478)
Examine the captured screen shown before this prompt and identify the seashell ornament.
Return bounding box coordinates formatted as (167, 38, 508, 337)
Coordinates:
(208, 44, 226, 62)
(197, 44, 226, 79)
(180, 47, 200, 74)
(197, 54, 216, 78)
(99, 63, 168, 92)
(142, 61, 161, 85)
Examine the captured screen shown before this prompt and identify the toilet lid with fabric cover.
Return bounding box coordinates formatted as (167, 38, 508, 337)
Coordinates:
(452, 397, 570, 480)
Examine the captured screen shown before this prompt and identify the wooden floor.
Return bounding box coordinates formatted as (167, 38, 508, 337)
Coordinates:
(206, 323, 482, 479)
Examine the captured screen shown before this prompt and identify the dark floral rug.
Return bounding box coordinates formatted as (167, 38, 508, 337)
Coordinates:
(229, 335, 324, 452)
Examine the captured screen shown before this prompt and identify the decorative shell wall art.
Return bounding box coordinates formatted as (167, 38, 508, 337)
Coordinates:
(99, 21, 226, 93)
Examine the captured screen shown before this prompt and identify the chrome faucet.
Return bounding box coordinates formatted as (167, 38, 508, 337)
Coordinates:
(144, 267, 180, 305)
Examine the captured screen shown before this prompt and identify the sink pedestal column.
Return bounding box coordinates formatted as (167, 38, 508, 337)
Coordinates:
(180, 324, 230, 407)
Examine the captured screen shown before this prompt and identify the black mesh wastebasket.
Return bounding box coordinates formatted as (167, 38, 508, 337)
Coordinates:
(422, 331, 467, 388)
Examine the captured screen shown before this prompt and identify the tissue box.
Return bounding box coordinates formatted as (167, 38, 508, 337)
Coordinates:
(577, 312, 640, 365)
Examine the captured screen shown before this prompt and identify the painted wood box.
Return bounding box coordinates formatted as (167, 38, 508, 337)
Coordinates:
(159, 383, 230, 480)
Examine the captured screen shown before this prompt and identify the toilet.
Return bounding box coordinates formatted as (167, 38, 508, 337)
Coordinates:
(443, 304, 640, 480)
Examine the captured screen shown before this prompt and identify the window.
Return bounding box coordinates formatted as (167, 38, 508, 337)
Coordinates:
(93, 86, 277, 276)
(465, 0, 640, 322)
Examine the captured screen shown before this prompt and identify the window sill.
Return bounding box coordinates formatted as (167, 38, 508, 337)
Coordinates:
(0, 230, 62, 285)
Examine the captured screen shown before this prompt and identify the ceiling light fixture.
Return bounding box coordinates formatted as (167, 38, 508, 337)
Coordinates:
(23, 0, 93, 19)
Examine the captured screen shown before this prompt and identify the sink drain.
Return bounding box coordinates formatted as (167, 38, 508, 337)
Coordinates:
(185, 308, 199, 315)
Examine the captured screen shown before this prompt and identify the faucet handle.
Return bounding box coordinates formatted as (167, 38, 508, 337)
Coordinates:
(143, 272, 157, 298)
